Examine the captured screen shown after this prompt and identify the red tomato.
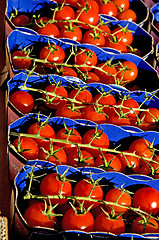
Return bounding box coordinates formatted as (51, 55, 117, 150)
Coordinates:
(37, 23, 60, 38)
(40, 44, 65, 68)
(94, 213, 125, 234)
(112, 0, 130, 11)
(99, 2, 118, 17)
(27, 122, 55, 148)
(42, 84, 68, 110)
(98, 23, 111, 41)
(117, 9, 137, 22)
(75, 7, 99, 29)
(132, 187, 159, 215)
(73, 178, 103, 209)
(93, 93, 116, 114)
(77, 0, 99, 13)
(11, 50, 32, 70)
(55, 66, 78, 77)
(74, 48, 98, 72)
(139, 108, 159, 126)
(82, 105, 107, 124)
(138, 160, 159, 179)
(61, 207, 95, 232)
(54, 5, 75, 29)
(105, 187, 131, 213)
(116, 150, 140, 173)
(131, 216, 159, 234)
(60, 23, 82, 42)
(82, 128, 109, 157)
(33, 17, 50, 30)
(105, 37, 127, 53)
(23, 202, 56, 228)
(94, 62, 117, 84)
(94, 153, 122, 172)
(106, 107, 131, 126)
(40, 172, 72, 205)
(116, 98, 139, 120)
(12, 136, 39, 160)
(111, 26, 133, 46)
(38, 145, 67, 165)
(68, 88, 93, 106)
(116, 61, 138, 84)
(12, 15, 30, 26)
(129, 138, 154, 164)
(9, 90, 34, 114)
(82, 29, 106, 47)
(55, 127, 82, 155)
(55, 103, 82, 119)
(79, 71, 100, 83)
(67, 149, 94, 167)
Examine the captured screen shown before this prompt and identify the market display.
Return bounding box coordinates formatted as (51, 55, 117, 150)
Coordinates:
(4, 0, 159, 239)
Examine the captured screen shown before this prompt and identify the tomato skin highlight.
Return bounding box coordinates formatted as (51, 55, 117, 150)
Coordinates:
(94, 213, 125, 234)
(132, 187, 159, 215)
(23, 202, 56, 228)
(40, 173, 72, 205)
(9, 90, 34, 114)
(62, 207, 95, 232)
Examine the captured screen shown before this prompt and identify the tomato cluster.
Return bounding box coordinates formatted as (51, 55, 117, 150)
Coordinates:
(20, 166, 159, 235)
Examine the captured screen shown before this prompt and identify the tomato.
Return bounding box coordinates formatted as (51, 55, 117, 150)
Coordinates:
(79, 71, 100, 83)
(40, 44, 65, 68)
(55, 103, 82, 119)
(129, 138, 155, 165)
(105, 187, 131, 213)
(82, 105, 107, 124)
(74, 49, 98, 72)
(82, 29, 106, 47)
(117, 9, 137, 22)
(42, 84, 68, 110)
(54, 5, 75, 29)
(111, 26, 133, 46)
(55, 127, 82, 155)
(116, 150, 140, 173)
(94, 153, 122, 172)
(94, 62, 117, 84)
(98, 22, 111, 41)
(23, 202, 56, 228)
(131, 216, 159, 234)
(99, 2, 118, 17)
(94, 213, 125, 234)
(116, 61, 138, 84)
(82, 128, 109, 158)
(112, 0, 130, 11)
(60, 23, 82, 42)
(139, 108, 159, 126)
(38, 145, 67, 165)
(37, 23, 60, 38)
(68, 88, 93, 106)
(27, 121, 55, 148)
(55, 66, 78, 77)
(12, 136, 39, 160)
(116, 98, 139, 120)
(73, 178, 103, 209)
(9, 90, 34, 114)
(61, 207, 95, 232)
(138, 161, 159, 179)
(11, 50, 32, 70)
(40, 172, 72, 205)
(93, 92, 116, 114)
(105, 37, 127, 53)
(12, 15, 30, 26)
(106, 107, 131, 126)
(33, 17, 50, 30)
(77, 0, 99, 13)
(132, 187, 159, 215)
(75, 7, 99, 29)
(67, 149, 94, 167)
(57, 0, 78, 7)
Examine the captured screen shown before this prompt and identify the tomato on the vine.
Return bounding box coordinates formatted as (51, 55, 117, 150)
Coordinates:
(11, 50, 32, 70)
(131, 216, 159, 234)
(40, 172, 72, 205)
(68, 88, 93, 106)
(42, 84, 68, 110)
(112, 0, 130, 11)
(99, 1, 118, 17)
(67, 149, 94, 167)
(54, 5, 75, 29)
(55, 103, 82, 119)
(55, 66, 78, 77)
(82, 105, 107, 124)
(82, 29, 106, 47)
(93, 92, 117, 114)
(111, 26, 133, 46)
(75, 7, 99, 29)
(117, 9, 137, 22)
(37, 23, 60, 38)
(79, 71, 100, 83)
(105, 37, 128, 53)
(12, 15, 30, 26)
(139, 108, 159, 126)
(116, 61, 138, 84)
(9, 90, 34, 114)
(116, 98, 139, 121)
(74, 48, 98, 72)
(73, 178, 103, 209)
(23, 202, 56, 228)
(94, 62, 117, 84)
(60, 23, 82, 42)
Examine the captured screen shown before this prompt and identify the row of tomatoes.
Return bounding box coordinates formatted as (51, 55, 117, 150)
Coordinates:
(9, 80, 159, 130)
(10, 119, 159, 178)
(21, 168, 159, 234)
